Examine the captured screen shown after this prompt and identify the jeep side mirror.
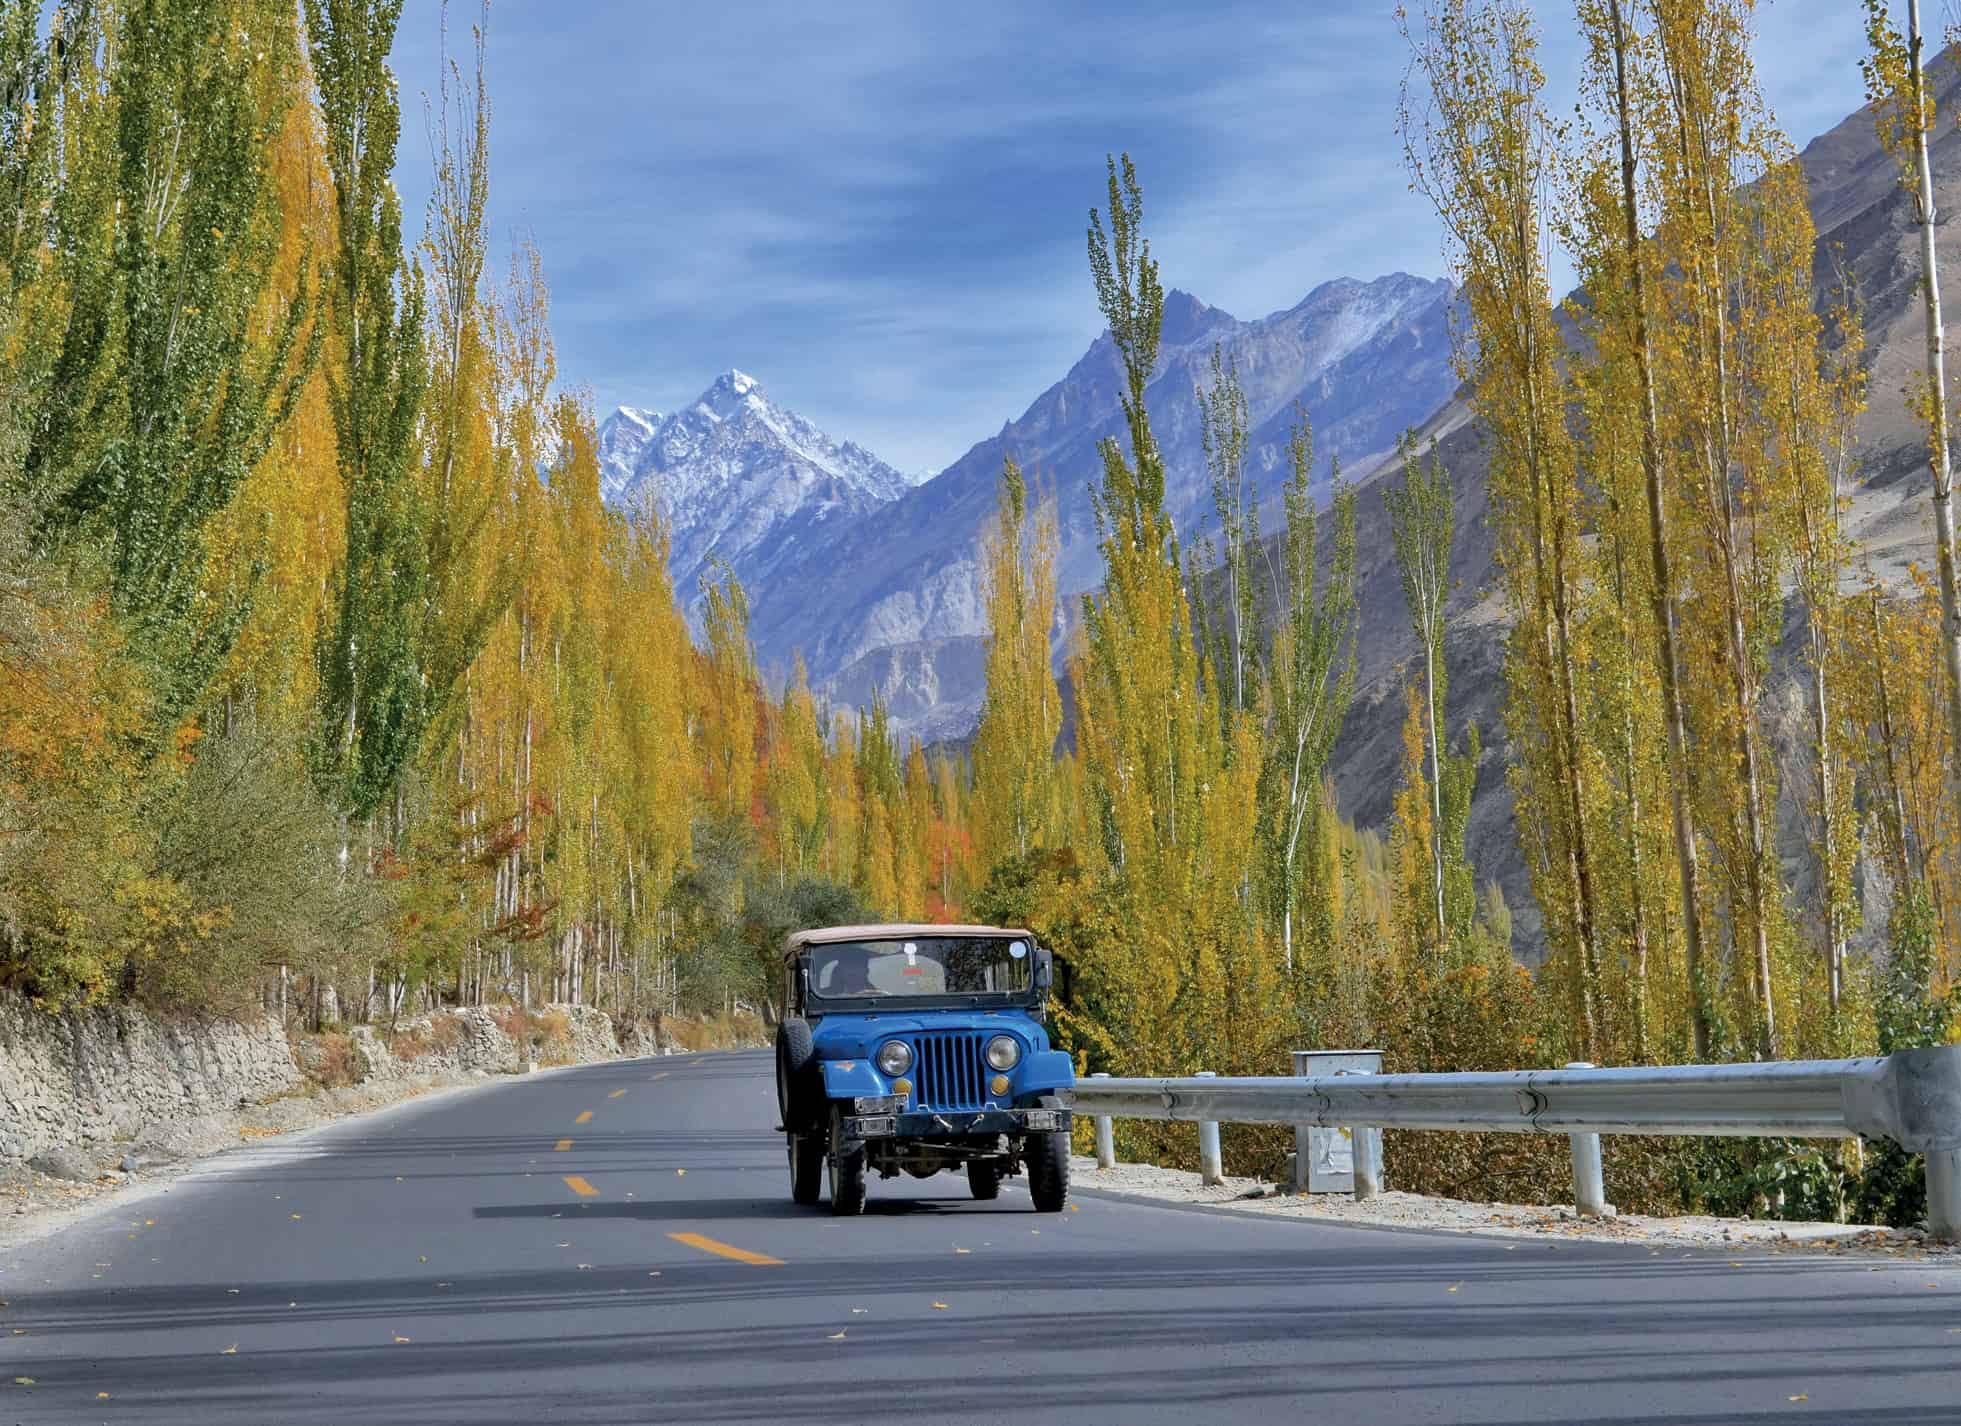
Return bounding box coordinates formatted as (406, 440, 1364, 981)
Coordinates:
(1034, 947, 1054, 993)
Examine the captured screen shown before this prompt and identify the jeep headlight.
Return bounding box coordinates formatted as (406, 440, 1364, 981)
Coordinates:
(875, 1039, 913, 1076)
(985, 1035, 1021, 1071)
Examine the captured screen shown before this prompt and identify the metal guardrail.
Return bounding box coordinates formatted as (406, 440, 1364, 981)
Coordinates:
(1073, 1045, 1961, 1238)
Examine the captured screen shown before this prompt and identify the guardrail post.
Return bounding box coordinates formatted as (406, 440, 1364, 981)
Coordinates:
(1091, 1072, 1116, 1170)
(1928, 1148, 1960, 1242)
(1565, 1061, 1610, 1217)
(1195, 1071, 1224, 1185)
(1352, 1123, 1382, 1201)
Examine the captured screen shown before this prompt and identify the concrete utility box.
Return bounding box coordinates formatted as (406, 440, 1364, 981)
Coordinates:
(1292, 1049, 1383, 1193)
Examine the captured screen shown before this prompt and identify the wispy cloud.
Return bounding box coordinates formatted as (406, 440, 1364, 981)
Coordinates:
(392, 0, 1868, 474)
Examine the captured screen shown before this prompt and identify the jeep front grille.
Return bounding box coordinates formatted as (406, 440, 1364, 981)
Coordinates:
(911, 1031, 988, 1111)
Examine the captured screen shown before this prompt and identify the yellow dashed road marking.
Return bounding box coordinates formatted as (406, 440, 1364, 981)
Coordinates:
(608, 1089, 627, 1099)
(667, 1231, 784, 1266)
(574, 1111, 594, 1125)
(554, 1138, 573, 1152)
(563, 1175, 601, 1199)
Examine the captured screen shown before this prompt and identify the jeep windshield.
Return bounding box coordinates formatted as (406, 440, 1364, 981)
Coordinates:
(807, 935, 1033, 1003)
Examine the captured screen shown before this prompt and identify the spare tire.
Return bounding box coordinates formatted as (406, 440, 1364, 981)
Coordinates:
(775, 1017, 818, 1130)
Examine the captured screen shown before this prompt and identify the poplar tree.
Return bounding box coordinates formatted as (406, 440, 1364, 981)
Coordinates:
(308, 0, 431, 822)
(1402, 0, 1604, 1053)
(37, 0, 318, 726)
(698, 559, 759, 826)
(1196, 346, 1259, 719)
(971, 457, 1061, 868)
(1259, 415, 1357, 970)
(1863, 0, 1961, 851)
(1575, 0, 1713, 1057)
(1073, 154, 1274, 1081)
(1647, 0, 1811, 1057)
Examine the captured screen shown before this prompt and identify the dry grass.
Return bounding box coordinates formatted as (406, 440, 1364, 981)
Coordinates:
(488, 1004, 575, 1063)
(292, 1030, 358, 1090)
(383, 1013, 466, 1063)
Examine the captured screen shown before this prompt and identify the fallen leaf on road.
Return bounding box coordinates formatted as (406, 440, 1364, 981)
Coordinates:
(221, 1346, 237, 1355)
(418, 1256, 427, 1263)
(932, 1301, 949, 1310)
(828, 1330, 847, 1340)
(289, 1214, 302, 1221)
(1446, 1284, 1461, 1294)
(954, 1248, 971, 1255)
(676, 1169, 686, 1177)
(1728, 1261, 1744, 1268)
(12, 1377, 34, 1386)
(392, 1336, 411, 1344)
(1788, 1395, 1808, 1403)
(97, 1391, 109, 1399)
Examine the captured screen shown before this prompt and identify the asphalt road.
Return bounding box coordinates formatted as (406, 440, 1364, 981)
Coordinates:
(2, 1050, 1958, 1425)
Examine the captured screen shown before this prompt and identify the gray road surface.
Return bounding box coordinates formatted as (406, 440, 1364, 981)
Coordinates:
(2, 1050, 1957, 1424)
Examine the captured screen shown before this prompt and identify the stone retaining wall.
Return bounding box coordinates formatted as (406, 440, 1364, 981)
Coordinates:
(0, 996, 301, 1165)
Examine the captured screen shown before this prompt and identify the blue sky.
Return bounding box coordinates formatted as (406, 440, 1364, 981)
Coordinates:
(391, 1, 1870, 476)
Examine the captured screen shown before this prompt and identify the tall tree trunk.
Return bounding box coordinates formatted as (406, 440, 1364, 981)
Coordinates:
(1423, 639, 1447, 954)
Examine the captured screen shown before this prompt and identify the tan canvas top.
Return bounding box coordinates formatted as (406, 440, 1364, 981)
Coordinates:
(782, 923, 1035, 959)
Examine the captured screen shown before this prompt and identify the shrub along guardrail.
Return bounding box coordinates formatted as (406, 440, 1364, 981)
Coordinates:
(1072, 1046, 1961, 1239)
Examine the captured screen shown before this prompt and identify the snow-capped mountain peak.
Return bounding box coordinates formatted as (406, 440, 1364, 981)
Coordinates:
(596, 404, 663, 504)
(593, 372, 909, 611)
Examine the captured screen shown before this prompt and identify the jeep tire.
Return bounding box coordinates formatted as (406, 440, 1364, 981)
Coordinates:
(1026, 1098, 1070, 1212)
(967, 1158, 1002, 1201)
(827, 1106, 867, 1216)
(775, 1017, 817, 1132)
(788, 1132, 823, 1206)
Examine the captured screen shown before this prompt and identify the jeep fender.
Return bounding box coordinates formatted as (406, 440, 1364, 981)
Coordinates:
(820, 1058, 889, 1099)
(1018, 1049, 1075, 1097)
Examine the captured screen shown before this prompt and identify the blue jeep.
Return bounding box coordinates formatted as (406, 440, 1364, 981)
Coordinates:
(774, 923, 1076, 1215)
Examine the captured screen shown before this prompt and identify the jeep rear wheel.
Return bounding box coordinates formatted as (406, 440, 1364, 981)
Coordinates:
(967, 1158, 1002, 1201)
(788, 1132, 822, 1206)
(775, 1017, 817, 1131)
(1026, 1129, 1069, 1212)
(827, 1107, 867, 1216)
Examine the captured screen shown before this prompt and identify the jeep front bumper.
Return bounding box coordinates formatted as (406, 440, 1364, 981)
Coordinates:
(841, 1106, 1072, 1141)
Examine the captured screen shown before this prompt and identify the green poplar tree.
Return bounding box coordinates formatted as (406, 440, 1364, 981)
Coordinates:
(34, 0, 318, 726)
(308, 0, 432, 822)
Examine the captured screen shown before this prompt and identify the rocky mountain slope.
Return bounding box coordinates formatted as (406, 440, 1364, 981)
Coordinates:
(743, 275, 1462, 712)
(596, 371, 910, 615)
(1309, 56, 1961, 962)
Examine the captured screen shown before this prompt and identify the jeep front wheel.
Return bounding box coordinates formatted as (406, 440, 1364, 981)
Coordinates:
(828, 1107, 867, 1216)
(1026, 1129, 1070, 1212)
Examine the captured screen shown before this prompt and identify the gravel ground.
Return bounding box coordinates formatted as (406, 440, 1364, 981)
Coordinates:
(1072, 1156, 1961, 1262)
